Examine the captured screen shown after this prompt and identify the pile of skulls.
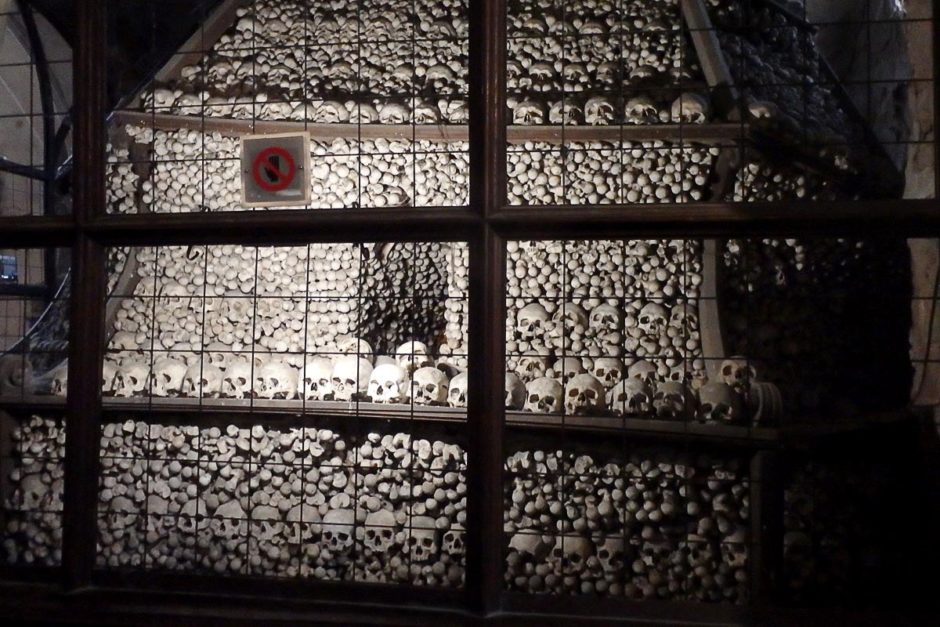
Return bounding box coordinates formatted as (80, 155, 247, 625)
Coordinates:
(93, 419, 466, 584)
(782, 457, 904, 605)
(506, 239, 710, 415)
(0, 416, 65, 567)
(142, 0, 469, 124)
(720, 237, 908, 416)
(106, 143, 140, 215)
(506, 141, 718, 205)
(710, 0, 862, 170)
(504, 447, 749, 603)
(506, 0, 703, 122)
(728, 159, 841, 203)
(110, 126, 468, 214)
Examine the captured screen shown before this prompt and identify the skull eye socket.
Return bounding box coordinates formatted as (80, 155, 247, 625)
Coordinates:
(528, 394, 539, 403)
(722, 364, 734, 376)
(585, 389, 597, 399)
(424, 383, 436, 393)
(345, 378, 355, 387)
(568, 389, 579, 397)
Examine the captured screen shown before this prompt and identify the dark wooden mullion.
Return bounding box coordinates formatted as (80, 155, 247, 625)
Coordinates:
(62, 0, 108, 591)
(465, 0, 507, 616)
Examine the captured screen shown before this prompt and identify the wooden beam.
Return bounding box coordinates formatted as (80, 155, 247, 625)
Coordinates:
(680, 0, 740, 120)
(700, 239, 727, 381)
(111, 110, 746, 145)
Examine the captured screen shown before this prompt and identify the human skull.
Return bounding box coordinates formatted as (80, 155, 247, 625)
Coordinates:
(720, 356, 756, 394)
(299, 356, 334, 400)
(211, 500, 247, 540)
(637, 302, 668, 336)
(652, 381, 696, 419)
(321, 508, 355, 555)
(671, 92, 710, 124)
(516, 303, 549, 341)
(508, 532, 552, 560)
(627, 359, 658, 386)
(505, 373, 525, 409)
(596, 536, 625, 574)
(368, 363, 409, 404)
(625, 95, 660, 124)
(592, 357, 624, 388)
(221, 360, 253, 399)
(584, 96, 615, 125)
(409, 515, 439, 563)
(697, 382, 742, 424)
(181, 363, 223, 398)
(551, 302, 589, 331)
(448, 371, 469, 408)
(410, 367, 449, 405)
(550, 357, 585, 384)
(589, 303, 622, 334)
(363, 509, 398, 553)
(524, 377, 563, 413)
(395, 340, 432, 374)
(514, 349, 550, 382)
(114, 361, 150, 397)
(549, 536, 594, 575)
(332, 356, 373, 401)
(442, 525, 465, 556)
(256, 361, 298, 399)
(565, 374, 606, 415)
(607, 378, 652, 416)
(548, 100, 581, 125)
(150, 358, 187, 397)
(670, 303, 699, 336)
(378, 102, 409, 124)
(512, 99, 545, 124)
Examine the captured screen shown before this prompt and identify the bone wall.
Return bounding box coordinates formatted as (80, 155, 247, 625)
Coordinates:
(505, 446, 749, 602)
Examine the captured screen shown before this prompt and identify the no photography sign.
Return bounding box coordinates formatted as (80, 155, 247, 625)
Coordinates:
(241, 133, 310, 207)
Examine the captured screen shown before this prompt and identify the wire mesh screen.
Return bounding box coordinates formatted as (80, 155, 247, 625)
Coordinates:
(504, 0, 934, 205)
(0, 244, 69, 571)
(505, 237, 912, 428)
(504, 441, 751, 602)
(95, 241, 468, 586)
(501, 235, 918, 604)
(0, 3, 73, 218)
(105, 0, 469, 214)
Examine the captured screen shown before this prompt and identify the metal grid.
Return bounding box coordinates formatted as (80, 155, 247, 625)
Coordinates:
(0, 1, 73, 218)
(105, 0, 471, 214)
(90, 241, 468, 588)
(503, 440, 751, 603)
(0, 244, 69, 572)
(0, 0, 936, 624)
(504, 0, 933, 205)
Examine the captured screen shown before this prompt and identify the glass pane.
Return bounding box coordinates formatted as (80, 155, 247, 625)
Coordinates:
(105, 0, 469, 214)
(0, 5, 73, 217)
(505, 0, 934, 205)
(0, 245, 69, 573)
(502, 236, 920, 605)
(96, 241, 468, 587)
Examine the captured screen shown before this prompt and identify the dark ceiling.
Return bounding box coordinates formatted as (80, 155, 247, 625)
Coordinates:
(27, 0, 223, 106)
